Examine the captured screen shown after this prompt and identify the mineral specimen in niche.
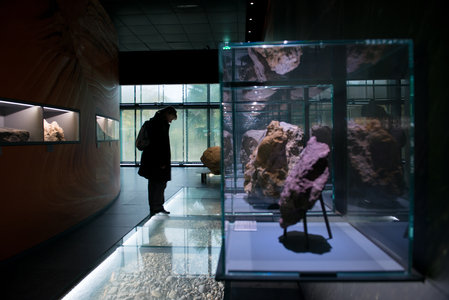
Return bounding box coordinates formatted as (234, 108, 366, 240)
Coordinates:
(244, 121, 304, 203)
(279, 136, 330, 229)
(240, 129, 266, 170)
(200, 146, 221, 175)
(347, 119, 404, 198)
(0, 127, 30, 142)
(44, 119, 66, 141)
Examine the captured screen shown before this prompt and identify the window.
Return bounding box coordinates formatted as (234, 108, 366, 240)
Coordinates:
(120, 84, 221, 165)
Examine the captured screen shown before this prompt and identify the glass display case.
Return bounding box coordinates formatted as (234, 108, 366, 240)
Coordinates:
(96, 115, 119, 142)
(0, 98, 79, 144)
(218, 40, 414, 280)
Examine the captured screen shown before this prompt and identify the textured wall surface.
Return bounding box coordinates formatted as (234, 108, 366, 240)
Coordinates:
(0, 0, 120, 260)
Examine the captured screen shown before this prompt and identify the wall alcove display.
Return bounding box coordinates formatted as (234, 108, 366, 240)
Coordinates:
(96, 115, 119, 142)
(217, 40, 415, 281)
(0, 99, 80, 145)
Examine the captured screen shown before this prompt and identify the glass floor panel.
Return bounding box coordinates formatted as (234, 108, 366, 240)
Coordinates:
(123, 217, 222, 248)
(63, 246, 223, 300)
(164, 187, 222, 216)
(63, 186, 224, 300)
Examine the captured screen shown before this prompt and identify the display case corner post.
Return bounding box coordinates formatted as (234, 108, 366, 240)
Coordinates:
(331, 45, 348, 215)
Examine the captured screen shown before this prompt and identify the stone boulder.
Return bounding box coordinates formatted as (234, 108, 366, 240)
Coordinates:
(244, 121, 304, 203)
(201, 146, 221, 175)
(279, 136, 330, 229)
(0, 127, 30, 142)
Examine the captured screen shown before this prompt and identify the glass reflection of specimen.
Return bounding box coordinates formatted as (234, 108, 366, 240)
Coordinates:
(347, 118, 404, 202)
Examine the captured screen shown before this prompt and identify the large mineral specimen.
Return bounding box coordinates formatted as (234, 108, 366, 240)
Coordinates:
(244, 121, 304, 202)
(0, 127, 30, 142)
(44, 119, 66, 141)
(201, 146, 221, 175)
(279, 136, 330, 229)
(347, 119, 404, 197)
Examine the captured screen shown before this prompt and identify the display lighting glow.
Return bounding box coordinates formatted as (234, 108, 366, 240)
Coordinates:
(44, 106, 70, 113)
(0, 100, 33, 108)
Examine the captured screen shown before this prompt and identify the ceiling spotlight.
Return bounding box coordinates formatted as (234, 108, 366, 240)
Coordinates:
(176, 4, 199, 8)
(250, 2, 254, 5)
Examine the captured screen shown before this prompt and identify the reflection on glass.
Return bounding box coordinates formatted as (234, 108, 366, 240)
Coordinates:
(165, 187, 222, 216)
(124, 219, 221, 248)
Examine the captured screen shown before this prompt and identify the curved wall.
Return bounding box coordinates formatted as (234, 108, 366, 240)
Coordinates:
(0, 0, 120, 260)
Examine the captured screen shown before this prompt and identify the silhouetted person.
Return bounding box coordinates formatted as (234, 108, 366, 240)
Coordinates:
(138, 106, 177, 216)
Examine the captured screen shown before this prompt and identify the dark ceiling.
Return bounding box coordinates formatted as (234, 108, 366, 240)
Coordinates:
(99, 0, 252, 52)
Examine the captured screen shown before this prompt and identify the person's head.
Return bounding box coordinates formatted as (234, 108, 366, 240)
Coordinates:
(159, 106, 177, 123)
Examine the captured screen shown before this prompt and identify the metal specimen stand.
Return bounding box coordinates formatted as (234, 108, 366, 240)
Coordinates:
(283, 193, 333, 249)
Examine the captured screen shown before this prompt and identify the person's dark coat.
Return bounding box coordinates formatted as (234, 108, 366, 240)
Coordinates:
(138, 112, 172, 181)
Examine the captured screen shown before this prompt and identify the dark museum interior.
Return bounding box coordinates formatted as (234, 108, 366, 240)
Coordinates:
(0, 0, 448, 299)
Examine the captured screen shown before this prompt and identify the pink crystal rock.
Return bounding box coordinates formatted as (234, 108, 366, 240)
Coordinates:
(279, 136, 330, 229)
